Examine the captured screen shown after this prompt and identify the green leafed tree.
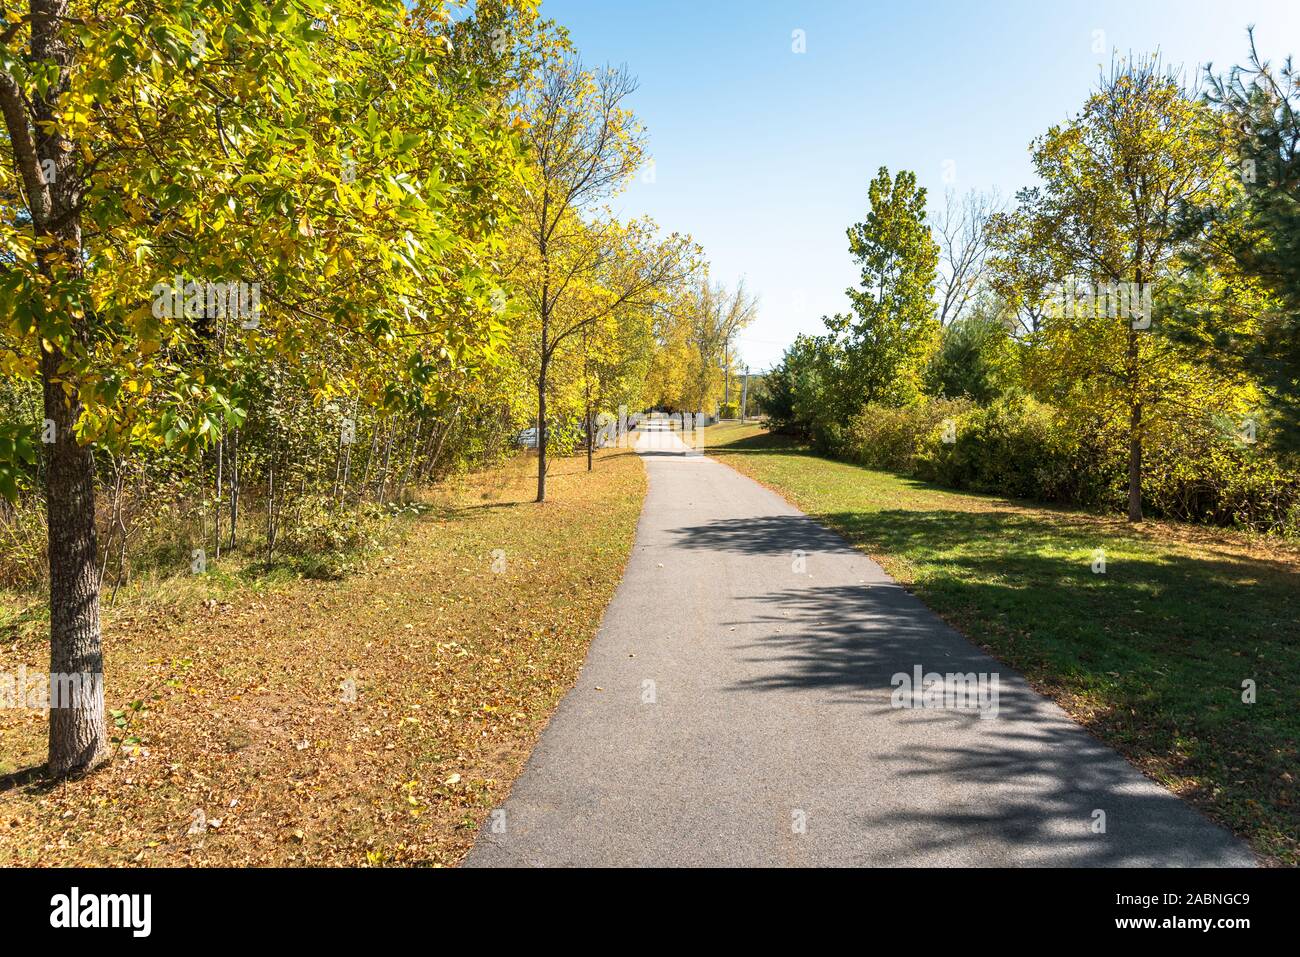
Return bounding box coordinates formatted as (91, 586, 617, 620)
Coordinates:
(826, 166, 939, 418)
(757, 333, 831, 438)
(1193, 32, 1300, 456)
(924, 296, 1017, 403)
(996, 58, 1251, 521)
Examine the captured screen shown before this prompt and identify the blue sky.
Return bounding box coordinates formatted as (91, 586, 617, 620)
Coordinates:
(537, 0, 1300, 371)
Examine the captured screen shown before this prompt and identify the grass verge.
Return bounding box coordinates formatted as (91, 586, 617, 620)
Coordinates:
(0, 448, 645, 866)
(707, 421, 1299, 865)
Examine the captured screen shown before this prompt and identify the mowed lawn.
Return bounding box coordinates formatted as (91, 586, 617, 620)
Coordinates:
(0, 449, 645, 866)
(708, 422, 1299, 865)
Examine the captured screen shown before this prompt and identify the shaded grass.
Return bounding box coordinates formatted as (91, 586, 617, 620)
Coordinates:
(0, 449, 645, 866)
(707, 422, 1299, 865)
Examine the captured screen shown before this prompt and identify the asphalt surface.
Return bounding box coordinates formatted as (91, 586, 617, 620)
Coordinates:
(465, 421, 1253, 867)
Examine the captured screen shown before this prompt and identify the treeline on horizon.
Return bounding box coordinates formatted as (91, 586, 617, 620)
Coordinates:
(758, 39, 1300, 534)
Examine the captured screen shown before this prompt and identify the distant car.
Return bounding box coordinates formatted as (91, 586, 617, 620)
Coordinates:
(515, 427, 538, 448)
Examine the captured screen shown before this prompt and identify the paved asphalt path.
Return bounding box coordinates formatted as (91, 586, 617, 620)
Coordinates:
(466, 421, 1253, 867)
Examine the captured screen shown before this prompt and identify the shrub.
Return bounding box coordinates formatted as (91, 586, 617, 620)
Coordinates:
(844, 398, 971, 471)
(916, 395, 1080, 500)
(923, 311, 1016, 403)
(1142, 422, 1300, 534)
(278, 497, 385, 557)
(835, 395, 1299, 535)
(0, 496, 47, 589)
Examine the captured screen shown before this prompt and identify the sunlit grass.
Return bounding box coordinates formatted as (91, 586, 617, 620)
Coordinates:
(709, 421, 1300, 865)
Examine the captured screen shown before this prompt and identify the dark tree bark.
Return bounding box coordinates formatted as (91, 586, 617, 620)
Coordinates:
(3, 0, 110, 775)
(583, 326, 593, 472)
(213, 437, 223, 558)
(1128, 396, 1144, 522)
(536, 348, 549, 502)
(1127, 261, 1145, 523)
(266, 464, 276, 561)
(42, 347, 108, 775)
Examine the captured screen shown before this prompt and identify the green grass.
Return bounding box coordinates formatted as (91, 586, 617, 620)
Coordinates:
(708, 421, 1300, 865)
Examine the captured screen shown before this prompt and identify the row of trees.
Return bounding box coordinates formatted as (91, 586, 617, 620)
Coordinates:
(762, 41, 1298, 531)
(0, 2, 753, 775)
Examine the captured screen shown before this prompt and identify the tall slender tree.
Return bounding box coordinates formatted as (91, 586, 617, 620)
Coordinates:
(511, 57, 690, 501)
(826, 166, 939, 416)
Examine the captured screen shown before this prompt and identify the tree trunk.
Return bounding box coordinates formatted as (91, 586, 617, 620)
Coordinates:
(1126, 258, 1144, 523)
(228, 428, 239, 550)
(358, 422, 378, 503)
(266, 464, 276, 561)
(1128, 397, 1143, 522)
(331, 412, 345, 500)
(339, 406, 355, 502)
(415, 422, 437, 483)
(536, 349, 549, 503)
(425, 400, 461, 482)
(582, 327, 593, 472)
(377, 422, 394, 505)
(109, 458, 130, 607)
(537, 256, 550, 502)
(98, 455, 122, 591)
(213, 437, 223, 558)
(42, 348, 108, 776)
(395, 419, 422, 502)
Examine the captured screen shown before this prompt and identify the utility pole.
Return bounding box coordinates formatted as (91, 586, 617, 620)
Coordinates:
(722, 339, 730, 412)
(740, 365, 749, 423)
